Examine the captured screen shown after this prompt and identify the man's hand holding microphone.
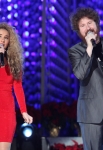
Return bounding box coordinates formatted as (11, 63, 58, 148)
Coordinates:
(85, 31, 97, 57)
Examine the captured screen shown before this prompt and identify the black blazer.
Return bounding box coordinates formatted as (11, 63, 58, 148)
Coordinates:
(69, 38, 103, 123)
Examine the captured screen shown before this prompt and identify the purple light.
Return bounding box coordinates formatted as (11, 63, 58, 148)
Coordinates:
(51, 62, 55, 66)
(14, 13, 18, 17)
(49, 17, 56, 24)
(39, 6, 42, 10)
(100, 31, 103, 36)
(39, 41, 42, 45)
(16, 29, 18, 33)
(25, 1, 30, 5)
(39, 28, 42, 33)
(31, 52, 36, 56)
(71, 74, 74, 78)
(23, 31, 29, 37)
(51, 52, 56, 57)
(100, 20, 103, 25)
(50, 29, 56, 35)
(49, 6, 56, 13)
(25, 62, 30, 66)
(24, 11, 29, 16)
(31, 71, 35, 74)
(51, 0, 56, 2)
(2, 17, 5, 20)
(31, 62, 36, 65)
(7, 14, 12, 19)
(25, 51, 29, 57)
(39, 17, 42, 21)
(50, 40, 56, 47)
(96, 9, 103, 15)
(8, 22, 12, 26)
(14, 21, 18, 26)
(7, 6, 12, 11)
(23, 21, 29, 27)
(14, 4, 18, 9)
(30, 34, 35, 38)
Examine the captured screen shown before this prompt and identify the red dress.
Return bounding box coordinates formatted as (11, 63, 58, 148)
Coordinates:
(0, 64, 27, 142)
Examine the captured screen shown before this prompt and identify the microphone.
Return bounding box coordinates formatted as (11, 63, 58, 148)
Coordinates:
(91, 39, 96, 47)
(0, 44, 4, 66)
(87, 31, 96, 47)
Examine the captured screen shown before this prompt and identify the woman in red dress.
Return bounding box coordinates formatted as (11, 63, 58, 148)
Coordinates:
(0, 22, 33, 150)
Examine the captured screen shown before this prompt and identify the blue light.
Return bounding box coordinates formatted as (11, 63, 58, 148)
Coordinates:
(50, 17, 56, 24)
(21, 123, 33, 138)
(23, 31, 29, 37)
(50, 28, 56, 35)
(38, 124, 41, 128)
(49, 6, 55, 11)
(7, 0, 12, 2)
(23, 128, 32, 137)
(51, 18, 55, 22)
(7, 14, 12, 19)
(14, 13, 18, 17)
(24, 41, 29, 47)
(34, 103, 40, 109)
(25, 51, 29, 57)
(7, 6, 12, 11)
(14, 4, 18, 9)
(23, 21, 29, 27)
(72, 94, 75, 98)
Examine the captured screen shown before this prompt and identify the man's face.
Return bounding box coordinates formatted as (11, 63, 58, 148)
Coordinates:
(78, 17, 100, 41)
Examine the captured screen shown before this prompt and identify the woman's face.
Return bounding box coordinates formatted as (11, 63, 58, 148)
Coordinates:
(0, 29, 10, 49)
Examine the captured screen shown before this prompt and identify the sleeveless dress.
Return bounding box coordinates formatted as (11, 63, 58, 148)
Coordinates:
(0, 64, 27, 142)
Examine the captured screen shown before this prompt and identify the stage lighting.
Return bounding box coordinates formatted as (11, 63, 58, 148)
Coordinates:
(25, 51, 29, 57)
(24, 41, 29, 47)
(7, 6, 12, 11)
(23, 21, 29, 27)
(14, 4, 18, 9)
(23, 31, 29, 37)
(21, 123, 34, 139)
(16, 123, 35, 150)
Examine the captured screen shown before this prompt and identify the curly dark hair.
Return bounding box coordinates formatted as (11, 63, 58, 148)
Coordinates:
(70, 7, 100, 32)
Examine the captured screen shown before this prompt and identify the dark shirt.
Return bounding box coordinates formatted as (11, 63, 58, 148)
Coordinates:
(93, 40, 103, 62)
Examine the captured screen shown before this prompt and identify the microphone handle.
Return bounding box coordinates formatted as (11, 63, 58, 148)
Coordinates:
(91, 39, 96, 47)
(0, 53, 4, 66)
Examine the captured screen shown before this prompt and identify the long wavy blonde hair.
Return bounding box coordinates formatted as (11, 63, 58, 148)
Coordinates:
(0, 22, 24, 80)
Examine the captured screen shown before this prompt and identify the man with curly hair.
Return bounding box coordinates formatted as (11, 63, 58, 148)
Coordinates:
(69, 7, 103, 150)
